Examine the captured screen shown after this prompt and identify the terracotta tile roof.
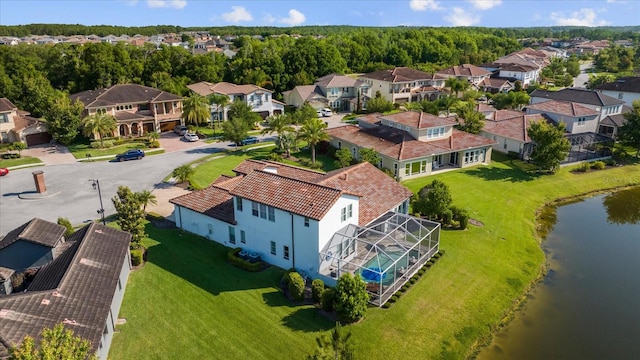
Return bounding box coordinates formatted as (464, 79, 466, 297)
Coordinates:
(188, 81, 272, 96)
(70, 84, 182, 108)
(478, 77, 513, 88)
(316, 162, 413, 225)
(526, 100, 599, 117)
(233, 159, 325, 182)
(0, 98, 17, 113)
(381, 111, 457, 129)
(327, 124, 495, 161)
(0, 222, 131, 358)
(483, 113, 545, 142)
(316, 74, 365, 88)
(475, 103, 498, 113)
(230, 170, 343, 221)
(491, 109, 525, 121)
(361, 67, 442, 83)
(170, 183, 237, 225)
(530, 88, 624, 107)
(494, 63, 539, 72)
(0, 218, 66, 251)
(355, 113, 383, 125)
(436, 64, 491, 77)
(114, 112, 148, 121)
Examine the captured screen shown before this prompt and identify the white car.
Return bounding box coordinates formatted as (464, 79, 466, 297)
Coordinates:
(183, 133, 199, 142)
(321, 108, 333, 117)
(316, 109, 322, 117)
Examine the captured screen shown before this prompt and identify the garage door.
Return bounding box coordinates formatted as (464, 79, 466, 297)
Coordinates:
(160, 120, 181, 132)
(26, 132, 52, 146)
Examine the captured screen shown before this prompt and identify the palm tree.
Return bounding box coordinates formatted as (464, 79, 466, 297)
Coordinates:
(208, 93, 230, 121)
(297, 118, 330, 164)
(182, 92, 211, 126)
(445, 77, 470, 98)
(438, 96, 459, 117)
(136, 190, 158, 213)
(262, 113, 294, 136)
(172, 164, 195, 184)
(83, 113, 117, 147)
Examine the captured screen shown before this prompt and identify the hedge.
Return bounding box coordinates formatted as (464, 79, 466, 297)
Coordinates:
(131, 249, 144, 266)
(227, 247, 262, 272)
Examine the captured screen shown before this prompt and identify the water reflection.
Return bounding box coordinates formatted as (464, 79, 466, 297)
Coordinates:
(603, 187, 640, 225)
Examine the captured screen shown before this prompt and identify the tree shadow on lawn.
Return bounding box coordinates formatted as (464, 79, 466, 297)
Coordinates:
(464, 164, 540, 183)
(143, 224, 283, 296)
(262, 291, 334, 332)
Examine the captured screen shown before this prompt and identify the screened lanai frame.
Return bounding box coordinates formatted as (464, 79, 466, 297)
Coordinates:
(318, 212, 440, 307)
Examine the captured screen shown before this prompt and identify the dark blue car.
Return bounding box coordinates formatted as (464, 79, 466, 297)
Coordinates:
(237, 136, 259, 146)
(115, 149, 145, 162)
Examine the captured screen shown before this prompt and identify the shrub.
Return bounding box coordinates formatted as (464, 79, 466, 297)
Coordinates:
(433, 252, 441, 259)
(426, 260, 434, 267)
(438, 249, 446, 256)
(266, 152, 284, 162)
(382, 302, 392, 309)
(311, 279, 325, 303)
(334, 273, 369, 323)
(113, 139, 125, 146)
(409, 278, 416, 284)
(90, 141, 102, 149)
(507, 151, 520, 159)
(281, 268, 296, 287)
(57, 217, 74, 236)
(411, 274, 420, 281)
(578, 162, 591, 172)
(147, 140, 160, 148)
(458, 211, 469, 230)
(592, 161, 606, 170)
(321, 288, 336, 312)
(388, 295, 398, 303)
(401, 284, 410, 292)
(605, 158, 617, 166)
(102, 140, 114, 148)
(288, 272, 305, 302)
(226, 248, 262, 272)
(131, 249, 144, 266)
(442, 209, 453, 225)
(418, 269, 426, 276)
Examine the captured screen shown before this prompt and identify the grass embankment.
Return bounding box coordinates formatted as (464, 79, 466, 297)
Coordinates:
(68, 141, 156, 159)
(110, 153, 640, 360)
(0, 156, 43, 168)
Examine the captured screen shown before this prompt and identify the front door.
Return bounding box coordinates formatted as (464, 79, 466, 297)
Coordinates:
(449, 152, 459, 166)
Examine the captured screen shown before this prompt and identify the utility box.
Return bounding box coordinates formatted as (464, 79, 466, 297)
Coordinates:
(32, 171, 46, 193)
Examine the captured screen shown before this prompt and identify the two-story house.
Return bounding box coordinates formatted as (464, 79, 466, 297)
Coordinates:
(70, 84, 184, 136)
(326, 111, 496, 180)
(436, 64, 491, 86)
(525, 100, 600, 134)
(359, 67, 448, 104)
(283, 74, 370, 112)
(170, 160, 441, 306)
(0, 98, 51, 146)
(596, 76, 640, 108)
(479, 63, 540, 89)
(479, 109, 544, 158)
(0, 220, 132, 360)
(187, 81, 284, 120)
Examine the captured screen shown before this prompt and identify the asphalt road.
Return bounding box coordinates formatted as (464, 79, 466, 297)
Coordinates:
(0, 135, 274, 235)
(573, 61, 593, 89)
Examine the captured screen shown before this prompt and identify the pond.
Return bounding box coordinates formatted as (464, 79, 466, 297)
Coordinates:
(477, 187, 640, 360)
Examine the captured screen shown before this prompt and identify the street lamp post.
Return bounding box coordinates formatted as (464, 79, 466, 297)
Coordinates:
(89, 179, 106, 225)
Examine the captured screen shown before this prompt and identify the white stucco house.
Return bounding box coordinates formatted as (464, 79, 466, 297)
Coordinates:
(170, 160, 441, 306)
(358, 67, 448, 104)
(187, 81, 285, 120)
(596, 76, 640, 108)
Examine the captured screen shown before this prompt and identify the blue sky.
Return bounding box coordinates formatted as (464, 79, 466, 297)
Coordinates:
(0, 1, 638, 28)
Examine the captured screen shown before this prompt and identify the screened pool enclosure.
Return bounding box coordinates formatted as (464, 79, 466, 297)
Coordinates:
(319, 212, 441, 307)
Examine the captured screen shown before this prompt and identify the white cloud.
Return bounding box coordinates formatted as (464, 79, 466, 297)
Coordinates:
(409, 0, 441, 11)
(550, 8, 610, 27)
(444, 7, 480, 26)
(263, 13, 277, 24)
(279, 9, 306, 26)
(146, 0, 186, 9)
(222, 6, 253, 23)
(467, 0, 502, 10)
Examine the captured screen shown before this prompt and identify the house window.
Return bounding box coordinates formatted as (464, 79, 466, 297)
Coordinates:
(337, 141, 342, 149)
(427, 126, 446, 139)
(252, 202, 259, 217)
(618, 92, 624, 99)
(394, 163, 398, 176)
(236, 197, 243, 211)
(405, 160, 428, 176)
(240, 230, 246, 244)
(268, 206, 275, 222)
(341, 204, 353, 222)
(283, 245, 289, 260)
(270, 241, 276, 255)
(260, 204, 267, 219)
(1, 132, 8, 143)
(504, 140, 508, 149)
(577, 118, 586, 126)
(463, 150, 481, 164)
(304, 217, 310, 227)
(228, 226, 236, 244)
(0, 114, 9, 123)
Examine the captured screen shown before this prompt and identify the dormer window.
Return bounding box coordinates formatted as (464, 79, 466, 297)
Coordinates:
(427, 126, 446, 139)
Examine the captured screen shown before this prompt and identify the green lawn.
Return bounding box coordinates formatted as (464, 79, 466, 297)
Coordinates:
(110, 153, 640, 360)
(0, 155, 43, 168)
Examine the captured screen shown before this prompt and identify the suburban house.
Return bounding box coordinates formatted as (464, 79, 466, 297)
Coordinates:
(0, 98, 51, 146)
(529, 88, 626, 138)
(0, 220, 132, 360)
(477, 77, 514, 93)
(187, 81, 284, 120)
(525, 100, 600, 134)
(170, 160, 441, 306)
(596, 76, 640, 108)
(479, 109, 544, 158)
(325, 111, 495, 180)
(284, 74, 371, 112)
(70, 84, 184, 136)
(479, 63, 540, 89)
(358, 67, 448, 104)
(435, 64, 491, 86)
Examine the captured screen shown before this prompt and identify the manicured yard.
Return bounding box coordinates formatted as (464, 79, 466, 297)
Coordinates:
(0, 155, 43, 168)
(67, 140, 152, 159)
(110, 153, 640, 359)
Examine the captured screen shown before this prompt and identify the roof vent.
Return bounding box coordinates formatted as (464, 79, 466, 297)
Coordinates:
(41, 299, 50, 305)
(95, 229, 103, 234)
(264, 166, 278, 174)
(63, 318, 78, 325)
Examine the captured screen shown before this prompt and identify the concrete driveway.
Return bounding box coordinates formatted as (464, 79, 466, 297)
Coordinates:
(22, 143, 77, 166)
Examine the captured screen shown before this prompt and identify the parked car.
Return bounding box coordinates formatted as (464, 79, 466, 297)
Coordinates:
(184, 133, 199, 142)
(316, 109, 322, 117)
(237, 136, 259, 146)
(0, 168, 8, 176)
(115, 149, 145, 162)
(173, 125, 188, 135)
(321, 108, 333, 117)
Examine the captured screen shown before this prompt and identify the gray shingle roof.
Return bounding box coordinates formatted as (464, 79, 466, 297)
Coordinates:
(0, 222, 131, 357)
(596, 77, 640, 93)
(0, 218, 66, 251)
(530, 88, 624, 107)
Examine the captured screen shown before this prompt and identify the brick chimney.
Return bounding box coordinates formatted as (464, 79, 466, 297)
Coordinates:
(32, 171, 46, 193)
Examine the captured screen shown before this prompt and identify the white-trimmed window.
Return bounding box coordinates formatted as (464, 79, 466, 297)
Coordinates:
(283, 245, 289, 260)
(240, 230, 246, 244)
(0, 114, 9, 123)
(427, 126, 446, 139)
(252, 201, 275, 222)
(270, 241, 276, 255)
(304, 217, 310, 227)
(577, 117, 586, 126)
(228, 226, 236, 244)
(341, 204, 353, 222)
(404, 160, 428, 176)
(463, 150, 481, 164)
(252, 202, 259, 216)
(236, 196, 243, 211)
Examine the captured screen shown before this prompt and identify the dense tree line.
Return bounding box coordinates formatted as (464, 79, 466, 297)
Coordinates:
(593, 45, 640, 73)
